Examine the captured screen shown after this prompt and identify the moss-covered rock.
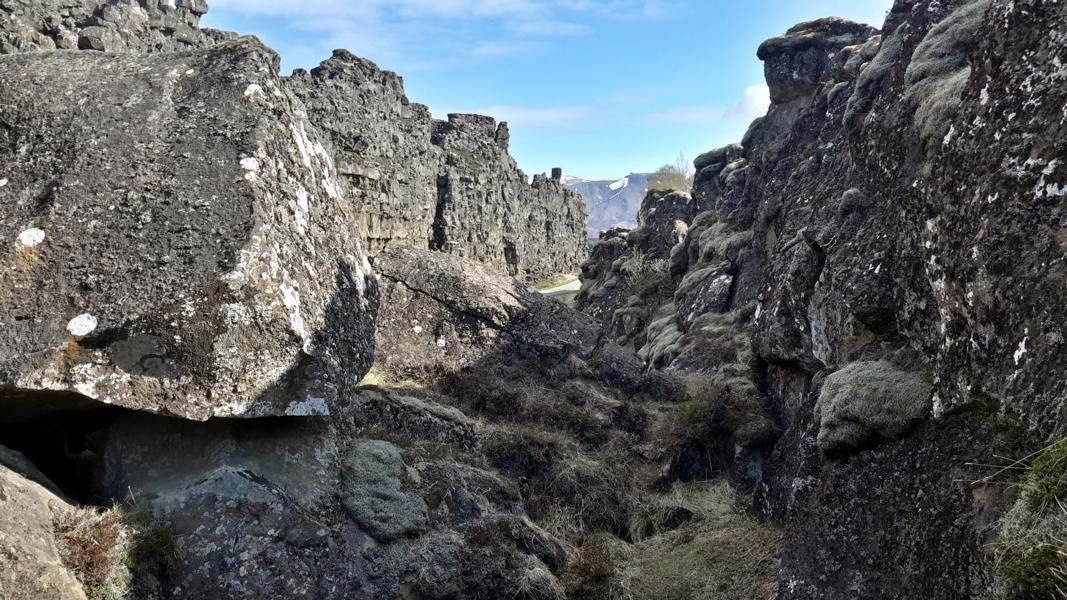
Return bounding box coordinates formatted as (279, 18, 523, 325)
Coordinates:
(340, 440, 428, 541)
(903, 0, 992, 154)
(815, 361, 933, 455)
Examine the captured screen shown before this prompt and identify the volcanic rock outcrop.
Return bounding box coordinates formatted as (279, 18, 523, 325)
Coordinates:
(578, 1, 1067, 597)
(0, 0, 230, 54)
(0, 2, 595, 598)
(0, 37, 377, 420)
(288, 51, 588, 280)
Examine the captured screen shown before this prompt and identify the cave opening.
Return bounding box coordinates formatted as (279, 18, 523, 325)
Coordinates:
(0, 389, 124, 505)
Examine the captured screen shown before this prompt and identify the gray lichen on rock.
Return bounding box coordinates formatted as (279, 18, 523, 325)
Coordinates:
(815, 361, 933, 455)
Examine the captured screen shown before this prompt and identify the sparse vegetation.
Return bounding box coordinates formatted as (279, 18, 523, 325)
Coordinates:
(54, 506, 127, 600)
(358, 365, 427, 390)
(648, 154, 694, 192)
(993, 439, 1067, 599)
(608, 480, 782, 600)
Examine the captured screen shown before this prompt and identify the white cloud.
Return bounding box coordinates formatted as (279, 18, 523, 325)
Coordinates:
(509, 19, 590, 36)
(649, 84, 770, 125)
(432, 105, 591, 127)
(209, 0, 678, 71)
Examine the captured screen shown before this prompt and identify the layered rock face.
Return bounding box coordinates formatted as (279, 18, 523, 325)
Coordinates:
(579, 1, 1067, 597)
(289, 51, 588, 280)
(432, 115, 587, 278)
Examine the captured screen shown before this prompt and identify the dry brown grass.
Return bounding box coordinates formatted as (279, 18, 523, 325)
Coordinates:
(610, 480, 781, 600)
(54, 506, 127, 598)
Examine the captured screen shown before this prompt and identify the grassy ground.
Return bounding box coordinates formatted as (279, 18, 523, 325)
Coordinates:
(610, 480, 782, 600)
(532, 274, 581, 292)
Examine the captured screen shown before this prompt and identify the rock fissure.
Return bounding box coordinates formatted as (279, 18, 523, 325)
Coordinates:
(0, 1, 1064, 599)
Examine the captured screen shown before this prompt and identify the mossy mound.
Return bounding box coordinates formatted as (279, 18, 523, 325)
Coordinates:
(340, 440, 428, 541)
(815, 360, 933, 455)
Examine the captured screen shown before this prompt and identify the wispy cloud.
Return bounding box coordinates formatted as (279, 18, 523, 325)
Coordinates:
(431, 105, 592, 127)
(210, 0, 679, 71)
(649, 84, 770, 125)
(430, 84, 767, 130)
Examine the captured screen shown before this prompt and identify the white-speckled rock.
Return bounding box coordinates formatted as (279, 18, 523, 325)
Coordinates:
(0, 38, 378, 420)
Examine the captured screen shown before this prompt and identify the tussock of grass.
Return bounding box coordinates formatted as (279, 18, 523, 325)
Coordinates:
(610, 480, 781, 600)
(561, 480, 780, 600)
(993, 439, 1067, 599)
(54, 506, 129, 600)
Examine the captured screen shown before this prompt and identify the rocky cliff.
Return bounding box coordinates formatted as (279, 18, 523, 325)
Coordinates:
(1, 1, 586, 282)
(287, 51, 588, 280)
(578, 1, 1067, 597)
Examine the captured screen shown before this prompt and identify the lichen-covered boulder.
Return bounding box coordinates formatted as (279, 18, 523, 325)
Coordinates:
(0, 38, 378, 420)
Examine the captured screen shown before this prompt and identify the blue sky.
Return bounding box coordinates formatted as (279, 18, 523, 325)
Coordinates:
(203, 0, 893, 181)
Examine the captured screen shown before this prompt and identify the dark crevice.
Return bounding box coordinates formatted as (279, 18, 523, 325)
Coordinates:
(0, 389, 124, 505)
(430, 175, 449, 251)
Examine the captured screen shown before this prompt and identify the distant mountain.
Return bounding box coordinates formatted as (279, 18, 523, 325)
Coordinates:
(563, 173, 649, 238)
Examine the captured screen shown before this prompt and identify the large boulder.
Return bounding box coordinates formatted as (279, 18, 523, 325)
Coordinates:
(0, 38, 378, 420)
(757, 18, 877, 105)
(373, 246, 596, 378)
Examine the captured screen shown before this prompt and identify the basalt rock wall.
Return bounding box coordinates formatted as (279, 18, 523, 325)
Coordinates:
(578, 2, 1066, 597)
(288, 52, 588, 281)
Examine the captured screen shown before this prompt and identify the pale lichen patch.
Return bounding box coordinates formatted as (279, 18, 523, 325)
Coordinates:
(16, 228, 45, 248)
(284, 397, 329, 416)
(1014, 332, 1029, 365)
(66, 313, 98, 337)
(244, 83, 263, 101)
(240, 157, 260, 181)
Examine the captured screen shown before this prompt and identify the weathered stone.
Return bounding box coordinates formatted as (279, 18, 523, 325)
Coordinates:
(374, 246, 597, 378)
(347, 386, 478, 449)
(757, 17, 877, 104)
(288, 52, 588, 281)
(0, 446, 87, 600)
(0, 38, 378, 420)
(0, 0, 231, 55)
(432, 114, 588, 279)
(287, 51, 442, 254)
